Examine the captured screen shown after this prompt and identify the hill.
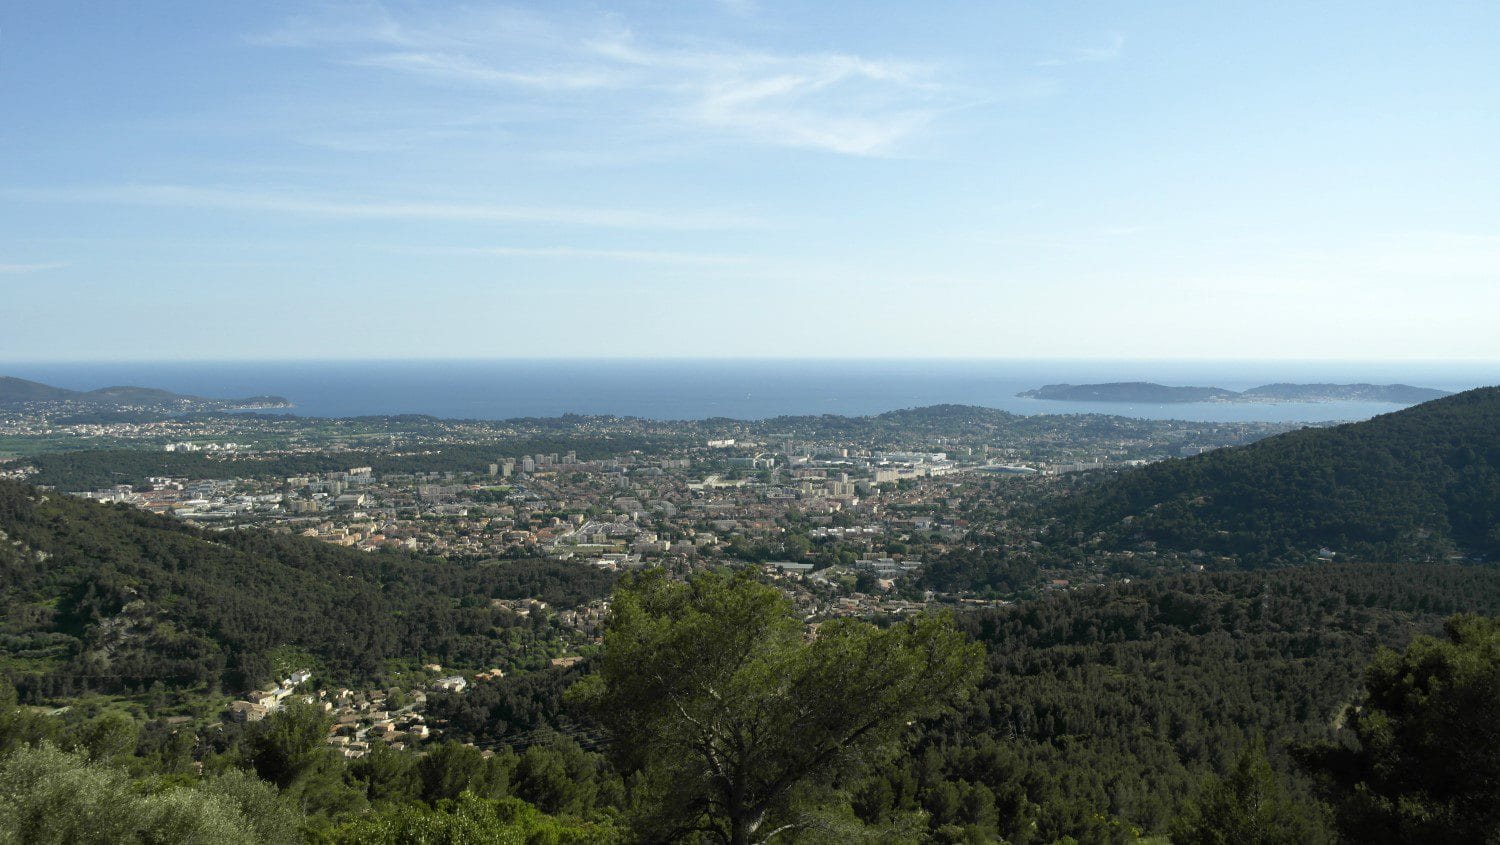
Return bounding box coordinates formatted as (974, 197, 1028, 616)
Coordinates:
(0, 479, 613, 700)
(1020, 382, 1238, 402)
(0, 375, 289, 409)
(898, 563, 1500, 839)
(1045, 386, 1500, 563)
(0, 376, 81, 402)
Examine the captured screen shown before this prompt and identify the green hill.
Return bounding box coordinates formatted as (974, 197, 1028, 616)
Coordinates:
(1019, 382, 1238, 402)
(0, 479, 612, 701)
(0, 376, 77, 402)
(1046, 386, 1500, 564)
(900, 563, 1500, 840)
(0, 375, 289, 409)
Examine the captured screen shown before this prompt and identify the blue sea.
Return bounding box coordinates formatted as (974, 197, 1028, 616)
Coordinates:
(3, 359, 1496, 424)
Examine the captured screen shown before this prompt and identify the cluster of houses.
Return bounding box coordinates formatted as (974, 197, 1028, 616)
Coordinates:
(227, 669, 313, 723)
(327, 687, 433, 758)
(224, 667, 476, 758)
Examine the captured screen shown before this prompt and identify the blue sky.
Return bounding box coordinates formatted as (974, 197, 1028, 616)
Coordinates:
(2, 1, 1498, 361)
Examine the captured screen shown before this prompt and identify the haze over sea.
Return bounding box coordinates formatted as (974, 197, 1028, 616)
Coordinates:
(5, 359, 1496, 424)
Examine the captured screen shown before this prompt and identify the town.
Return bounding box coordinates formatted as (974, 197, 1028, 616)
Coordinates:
(0, 403, 1311, 752)
(2, 405, 1306, 603)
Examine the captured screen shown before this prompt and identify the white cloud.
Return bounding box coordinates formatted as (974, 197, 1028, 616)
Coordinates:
(251, 4, 956, 156)
(2, 185, 761, 231)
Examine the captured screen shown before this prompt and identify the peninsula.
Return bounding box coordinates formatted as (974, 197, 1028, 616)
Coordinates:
(0, 375, 292, 411)
(1019, 381, 1451, 404)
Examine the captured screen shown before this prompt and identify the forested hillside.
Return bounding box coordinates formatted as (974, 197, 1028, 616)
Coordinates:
(873, 564, 1500, 841)
(409, 563, 1500, 842)
(1046, 386, 1500, 564)
(0, 480, 613, 701)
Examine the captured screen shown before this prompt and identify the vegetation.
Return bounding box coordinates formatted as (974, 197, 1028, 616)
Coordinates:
(22, 436, 680, 490)
(1169, 740, 1331, 845)
(1047, 386, 1500, 564)
(839, 563, 1500, 842)
(1019, 382, 1237, 403)
(5, 555, 1500, 840)
(573, 571, 982, 843)
(426, 664, 591, 747)
(0, 375, 289, 409)
(324, 793, 621, 844)
(1302, 614, 1500, 842)
(0, 479, 613, 698)
(6, 387, 1500, 841)
(0, 742, 299, 845)
(919, 549, 1041, 596)
(0, 678, 620, 843)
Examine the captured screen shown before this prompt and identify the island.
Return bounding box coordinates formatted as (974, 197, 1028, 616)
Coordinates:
(1018, 382, 1238, 403)
(1019, 381, 1451, 404)
(0, 375, 293, 411)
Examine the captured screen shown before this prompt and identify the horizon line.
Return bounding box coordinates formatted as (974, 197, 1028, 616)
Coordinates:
(5, 356, 1500, 366)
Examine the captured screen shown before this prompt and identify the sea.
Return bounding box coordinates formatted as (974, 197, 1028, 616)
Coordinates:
(4, 359, 1496, 424)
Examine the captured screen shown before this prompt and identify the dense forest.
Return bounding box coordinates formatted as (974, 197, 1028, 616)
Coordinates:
(0, 479, 614, 700)
(1045, 386, 1500, 564)
(880, 563, 1500, 841)
(919, 549, 1042, 596)
(6, 563, 1498, 842)
(426, 564, 1500, 842)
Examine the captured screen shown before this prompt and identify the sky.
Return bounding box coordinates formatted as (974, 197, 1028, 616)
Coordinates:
(2, 1, 1498, 361)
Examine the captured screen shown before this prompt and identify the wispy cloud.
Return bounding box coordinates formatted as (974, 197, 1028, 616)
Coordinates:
(587, 33, 943, 155)
(2, 185, 761, 231)
(345, 51, 613, 90)
(247, 2, 445, 49)
(251, 4, 957, 156)
(1038, 33, 1125, 67)
(0, 261, 69, 274)
(393, 245, 749, 265)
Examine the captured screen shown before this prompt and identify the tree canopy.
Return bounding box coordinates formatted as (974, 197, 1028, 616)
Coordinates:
(1046, 386, 1500, 564)
(573, 570, 983, 844)
(1307, 613, 1500, 842)
(0, 479, 613, 696)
